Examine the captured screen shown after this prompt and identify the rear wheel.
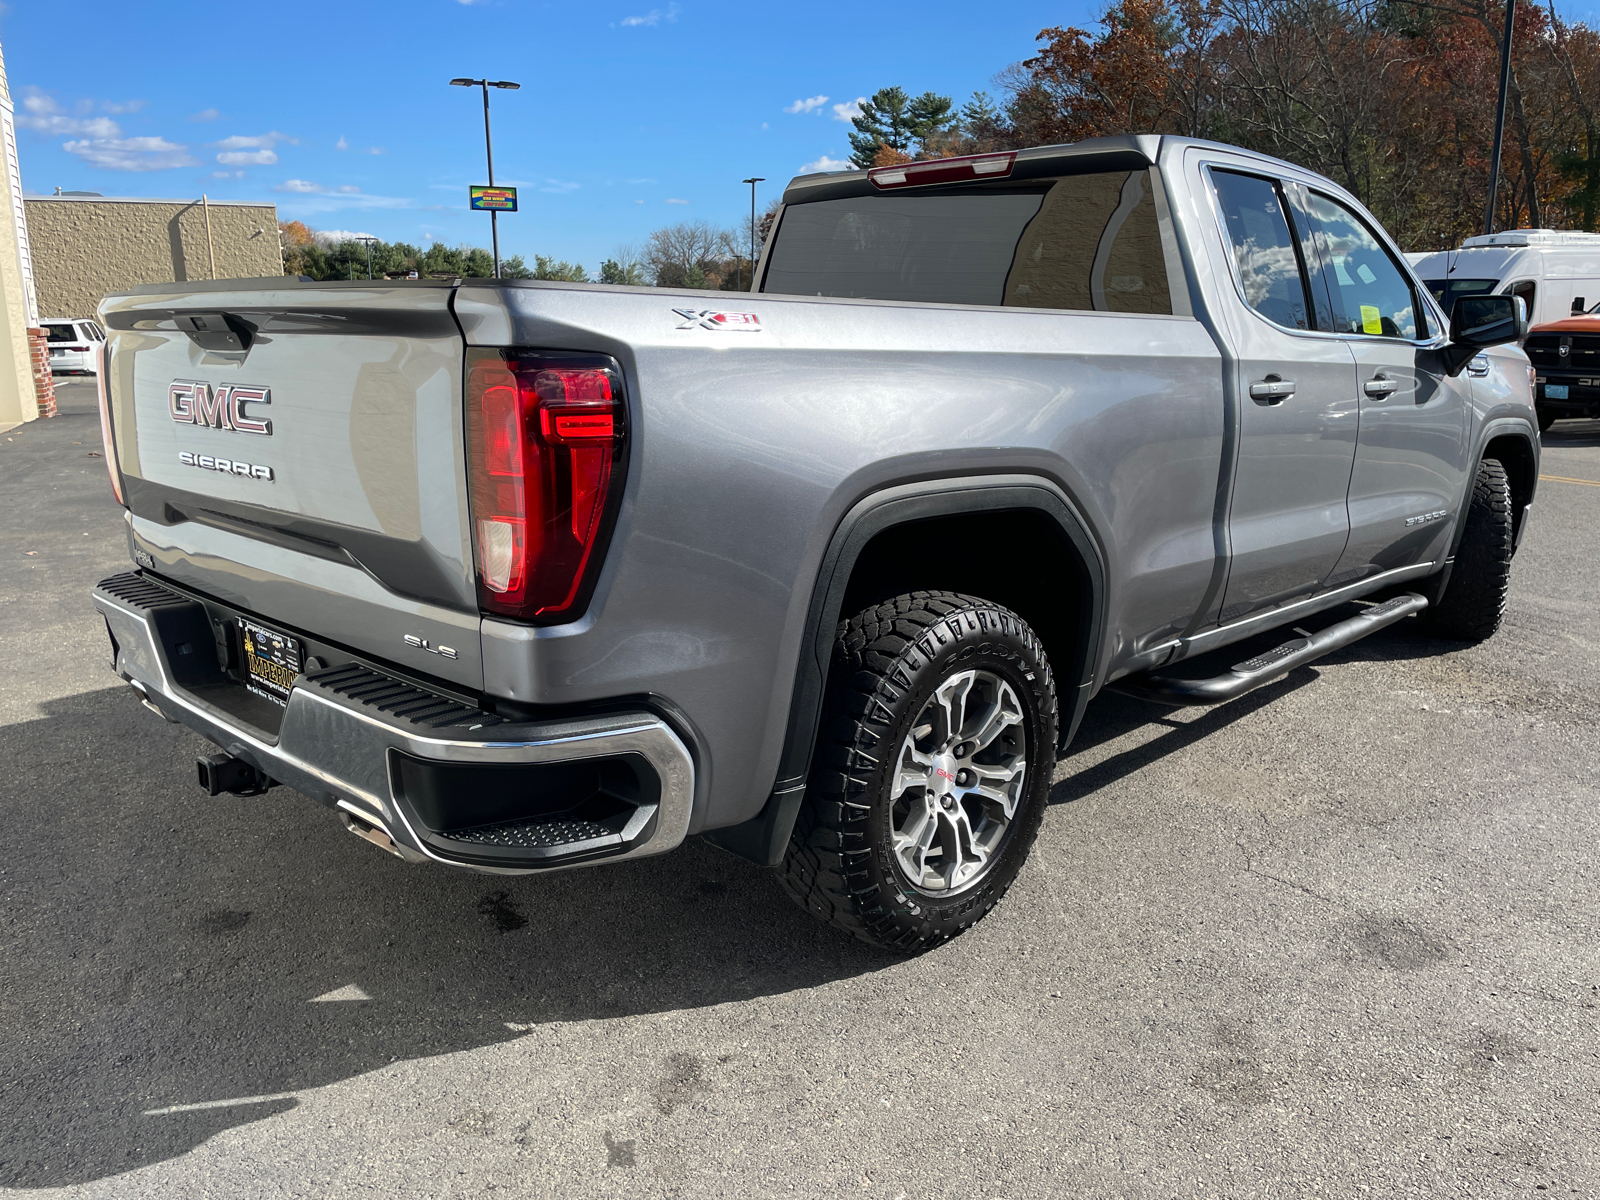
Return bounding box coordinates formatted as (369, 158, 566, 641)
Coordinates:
(1424, 458, 1514, 643)
(779, 591, 1058, 953)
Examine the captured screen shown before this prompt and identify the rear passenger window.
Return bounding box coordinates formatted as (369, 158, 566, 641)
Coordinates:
(1301, 191, 1420, 340)
(1210, 170, 1310, 330)
(761, 169, 1173, 314)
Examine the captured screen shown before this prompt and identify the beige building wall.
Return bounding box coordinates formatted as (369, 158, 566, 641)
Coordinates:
(0, 37, 37, 428)
(24, 196, 281, 320)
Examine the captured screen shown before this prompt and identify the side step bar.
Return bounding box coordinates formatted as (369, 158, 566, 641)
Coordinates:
(1112, 593, 1429, 707)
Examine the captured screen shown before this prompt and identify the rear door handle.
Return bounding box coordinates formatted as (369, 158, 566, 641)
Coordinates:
(1249, 376, 1296, 403)
(1364, 375, 1400, 399)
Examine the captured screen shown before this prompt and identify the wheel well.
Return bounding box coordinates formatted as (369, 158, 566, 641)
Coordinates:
(838, 509, 1097, 723)
(1483, 433, 1536, 544)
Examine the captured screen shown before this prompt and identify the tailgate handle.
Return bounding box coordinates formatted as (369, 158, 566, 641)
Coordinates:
(174, 312, 256, 353)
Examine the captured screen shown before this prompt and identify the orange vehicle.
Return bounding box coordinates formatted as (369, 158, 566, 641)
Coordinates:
(1525, 311, 1600, 430)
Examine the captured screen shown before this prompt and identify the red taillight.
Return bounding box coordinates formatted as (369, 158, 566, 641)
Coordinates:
(95, 344, 124, 506)
(466, 353, 625, 622)
(868, 151, 1017, 190)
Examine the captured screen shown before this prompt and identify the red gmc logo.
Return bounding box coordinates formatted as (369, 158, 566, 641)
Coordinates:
(169, 380, 272, 436)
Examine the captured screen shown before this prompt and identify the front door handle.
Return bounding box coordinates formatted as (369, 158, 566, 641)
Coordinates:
(1249, 376, 1296, 403)
(1364, 375, 1400, 399)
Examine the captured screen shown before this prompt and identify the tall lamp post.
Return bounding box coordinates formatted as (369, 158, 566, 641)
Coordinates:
(450, 76, 521, 278)
(741, 176, 765, 292)
(353, 235, 376, 280)
(1482, 0, 1516, 236)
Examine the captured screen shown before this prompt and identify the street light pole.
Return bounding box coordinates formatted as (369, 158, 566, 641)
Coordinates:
(450, 77, 522, 279)
(1483, 0, 1516, 236)
(742, 177, 765, 292)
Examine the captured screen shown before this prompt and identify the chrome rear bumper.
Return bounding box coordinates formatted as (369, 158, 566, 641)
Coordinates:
(91, 572, 695, 874)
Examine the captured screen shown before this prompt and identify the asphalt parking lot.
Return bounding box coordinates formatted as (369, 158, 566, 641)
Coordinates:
(2, 378, 1598, 1198)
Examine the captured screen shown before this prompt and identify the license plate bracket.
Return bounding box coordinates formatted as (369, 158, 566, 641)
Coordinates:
(240, 619, 302, 706)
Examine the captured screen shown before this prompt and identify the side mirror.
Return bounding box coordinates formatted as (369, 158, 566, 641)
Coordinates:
(1442, 294, 1526, 375)
(1451, 294, 1527, 346)
(1573, 296, 1587, 315)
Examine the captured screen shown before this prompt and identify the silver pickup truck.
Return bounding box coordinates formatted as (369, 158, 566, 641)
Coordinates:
(90, 136, 1538, 952)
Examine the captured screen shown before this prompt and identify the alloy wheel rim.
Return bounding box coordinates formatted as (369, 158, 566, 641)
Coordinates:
(888, 668, 1028, 894)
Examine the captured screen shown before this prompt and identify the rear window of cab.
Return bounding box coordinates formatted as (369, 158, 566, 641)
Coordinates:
(762, 169, 1174, 315)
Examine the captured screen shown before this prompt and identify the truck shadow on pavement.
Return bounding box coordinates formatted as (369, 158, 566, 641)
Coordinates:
(1542, 416, 1600, 447)
(0, 687, 889, 1189)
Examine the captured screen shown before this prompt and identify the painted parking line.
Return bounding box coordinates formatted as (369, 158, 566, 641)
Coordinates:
(143, 1092, 298, 1116)
(1539, 474, 1600, 488)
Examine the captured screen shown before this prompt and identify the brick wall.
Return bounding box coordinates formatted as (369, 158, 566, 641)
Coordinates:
(26, 327, 55, 418)
(23, 197, 282, 320)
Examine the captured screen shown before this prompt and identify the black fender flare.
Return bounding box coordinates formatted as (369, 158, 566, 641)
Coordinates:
(704, 474, 1106, 867)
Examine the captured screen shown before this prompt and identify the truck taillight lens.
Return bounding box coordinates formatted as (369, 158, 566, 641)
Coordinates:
(95, 343, 125, 506)
(466, 351, 627, 622)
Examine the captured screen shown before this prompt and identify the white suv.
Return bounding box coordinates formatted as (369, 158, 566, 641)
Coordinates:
(44, 319, 105, 375)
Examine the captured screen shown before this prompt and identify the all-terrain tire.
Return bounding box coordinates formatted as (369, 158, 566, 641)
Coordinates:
(779, 591, 1058, 954)
(1425, 458, 1514, 643)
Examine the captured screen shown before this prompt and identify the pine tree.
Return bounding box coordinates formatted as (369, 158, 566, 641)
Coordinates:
(847, 87, 956, 168)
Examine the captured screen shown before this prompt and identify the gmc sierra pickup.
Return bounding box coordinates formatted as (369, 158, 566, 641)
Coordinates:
(90, 135, 1539, 952)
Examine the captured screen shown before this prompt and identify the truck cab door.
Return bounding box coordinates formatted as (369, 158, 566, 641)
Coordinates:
(1292, 187, 1470, 582)
(1205, 168, 1359, 623)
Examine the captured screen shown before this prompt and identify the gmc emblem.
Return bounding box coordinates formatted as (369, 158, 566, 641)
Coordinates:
(169, 380, 272, 435)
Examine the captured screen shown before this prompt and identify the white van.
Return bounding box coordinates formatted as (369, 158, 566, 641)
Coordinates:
(1409, 229, 1600, 326)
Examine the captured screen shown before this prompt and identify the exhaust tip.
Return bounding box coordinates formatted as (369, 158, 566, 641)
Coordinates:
(340, 811, 405, 859)
(196, 751, 274, 797)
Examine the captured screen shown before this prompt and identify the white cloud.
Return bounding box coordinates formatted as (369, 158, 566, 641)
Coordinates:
(211, 170, 244, 179)
(16, 90, 120, 137)
(312, 229, 377, 246)
(63, 136, 197, 171)
(634, 199, 644, 204)
(336, 135, 350, 151)
(626, 177, 656, 184)
(832, 97, 866, 122)
(785, 95, 828, 115)
(619, 2, 678, 25)
(278, 191, 412, 215)
(337, 185, 361, 194)
(800, 155, 852, 174)
(212, 131, 297, 166)
(367, 146, 385, 155)
(277, 179, 326, 192)
(665, 197, 689, 204)
(101, 99, 147, 114)
(541, 179, 581, 194)
(190, 108, 222, 122)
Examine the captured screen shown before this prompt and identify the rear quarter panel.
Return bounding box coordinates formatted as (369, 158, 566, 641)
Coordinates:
(458, 282, 1225, 831)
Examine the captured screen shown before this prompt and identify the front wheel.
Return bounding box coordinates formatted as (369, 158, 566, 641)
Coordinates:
(1424, 458, 1514, 643)
(780, 591, 1059, 953)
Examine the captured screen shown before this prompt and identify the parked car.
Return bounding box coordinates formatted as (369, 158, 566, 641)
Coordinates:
(1522, 309, 1600, 429)
(88, 136, 1538, 952)
(1410, 229, 1600, 330)
(43, 318, 104, 374)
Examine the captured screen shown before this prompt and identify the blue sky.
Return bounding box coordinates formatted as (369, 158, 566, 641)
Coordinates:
(2, 0, 1093, 271)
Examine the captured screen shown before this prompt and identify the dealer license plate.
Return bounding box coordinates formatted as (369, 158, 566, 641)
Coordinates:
(1545, 384, 1569, 399)
(240, 619, 302, 706)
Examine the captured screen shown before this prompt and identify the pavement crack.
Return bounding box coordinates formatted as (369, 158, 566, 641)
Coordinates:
(1235, 840, 1339, 905)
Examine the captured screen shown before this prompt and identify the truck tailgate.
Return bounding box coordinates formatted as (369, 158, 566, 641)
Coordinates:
(101, 281, 483, 690)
